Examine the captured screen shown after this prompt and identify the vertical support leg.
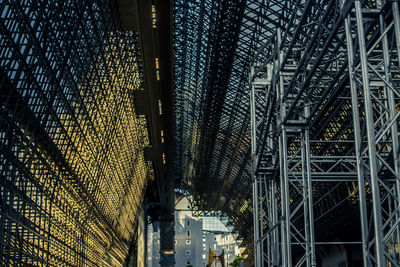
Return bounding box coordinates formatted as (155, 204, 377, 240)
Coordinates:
(354, 2, 385, 265)
(271, 179, 280, 266)
(345, 0, 400, 264)
(304, 128, 316, 267)
(250, 66, 261, 267)
(278, 136, 287, 267)
(281, 128, 292, 267)
(391, 1, 400, 261)
(272, 183, 277, 267)
(381, 1, 400, 263)
(301, 132, 311, 267)
(251, 54, 280, 267)
(276, 27, 292, 267)
(344, 9, 370, 267)
(253, 174, 261, 267)
(259, 175, 265, 267)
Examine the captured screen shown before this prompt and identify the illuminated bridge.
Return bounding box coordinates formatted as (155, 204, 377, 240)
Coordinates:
(1, 0, 400, 266)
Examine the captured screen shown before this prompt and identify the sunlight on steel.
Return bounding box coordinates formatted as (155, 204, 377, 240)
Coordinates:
(0, 1, 153, 266)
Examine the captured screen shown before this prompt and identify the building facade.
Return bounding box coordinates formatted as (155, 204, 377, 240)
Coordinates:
(203, 231, 240, 267)
(175, 209, 203, 267)
(147, 222, 161, 267)
(147, 197, 241, 267)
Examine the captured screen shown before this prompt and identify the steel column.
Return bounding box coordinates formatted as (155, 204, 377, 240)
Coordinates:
(344, 8, 370, 266)
(345, 0, 400, 265)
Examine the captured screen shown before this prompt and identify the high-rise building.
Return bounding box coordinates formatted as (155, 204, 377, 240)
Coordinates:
(146, 198, 242, 267)
(174, 199, 203, 267)
(147, 222, 161, 267)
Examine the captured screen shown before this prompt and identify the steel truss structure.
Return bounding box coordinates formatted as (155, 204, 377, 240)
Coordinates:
(174, 0, 285, 251)
(251, 0, 400, 266)
(173, 0, 256, 247)
(0, 1, 153, 266)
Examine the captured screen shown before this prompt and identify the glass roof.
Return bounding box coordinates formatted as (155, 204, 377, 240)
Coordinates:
(173, 0, 297, 247)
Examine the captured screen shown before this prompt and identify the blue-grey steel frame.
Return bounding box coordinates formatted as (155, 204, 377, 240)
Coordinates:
(250, 0, 400, 266)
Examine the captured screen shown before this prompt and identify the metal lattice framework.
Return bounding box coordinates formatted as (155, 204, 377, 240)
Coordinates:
(250, 0, 400, 266)
(0, 1, 152, 266)
(173, 0, 278, 250)
(174, 0, 307, 253)
(175, 0, 400, 265)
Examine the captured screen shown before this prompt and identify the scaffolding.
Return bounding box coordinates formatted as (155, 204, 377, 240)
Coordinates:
(250, 0, 400, 266)
(0, 1, 152, 266)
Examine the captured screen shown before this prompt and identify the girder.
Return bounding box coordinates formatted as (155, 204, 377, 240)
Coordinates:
(175, 0, 400, 266)
(250, 0, 400, 266)
(174, 0, 298, 251)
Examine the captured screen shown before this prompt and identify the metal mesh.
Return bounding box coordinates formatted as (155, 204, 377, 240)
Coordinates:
(0, 1, 152, 265)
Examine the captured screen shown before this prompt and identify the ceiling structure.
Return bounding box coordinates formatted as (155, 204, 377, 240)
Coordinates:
(2, 0, 400, 265)
(173, 1, 400, 265)
(173, 0, 297, 249)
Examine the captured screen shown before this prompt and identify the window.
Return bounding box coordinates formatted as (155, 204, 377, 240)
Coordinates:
(202, 254, 206, 259)
(225, 236, 229, 242)
(202, 236, 206, 242)
(187, 230, 191, 237)
(174, 240, 177, 244)
(186, 250, 191, 255)
(186, 240, 191, 245)
(187, 220, 190, 227)
(214, 244, 217, 249)
(187, 261, 191, 265)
